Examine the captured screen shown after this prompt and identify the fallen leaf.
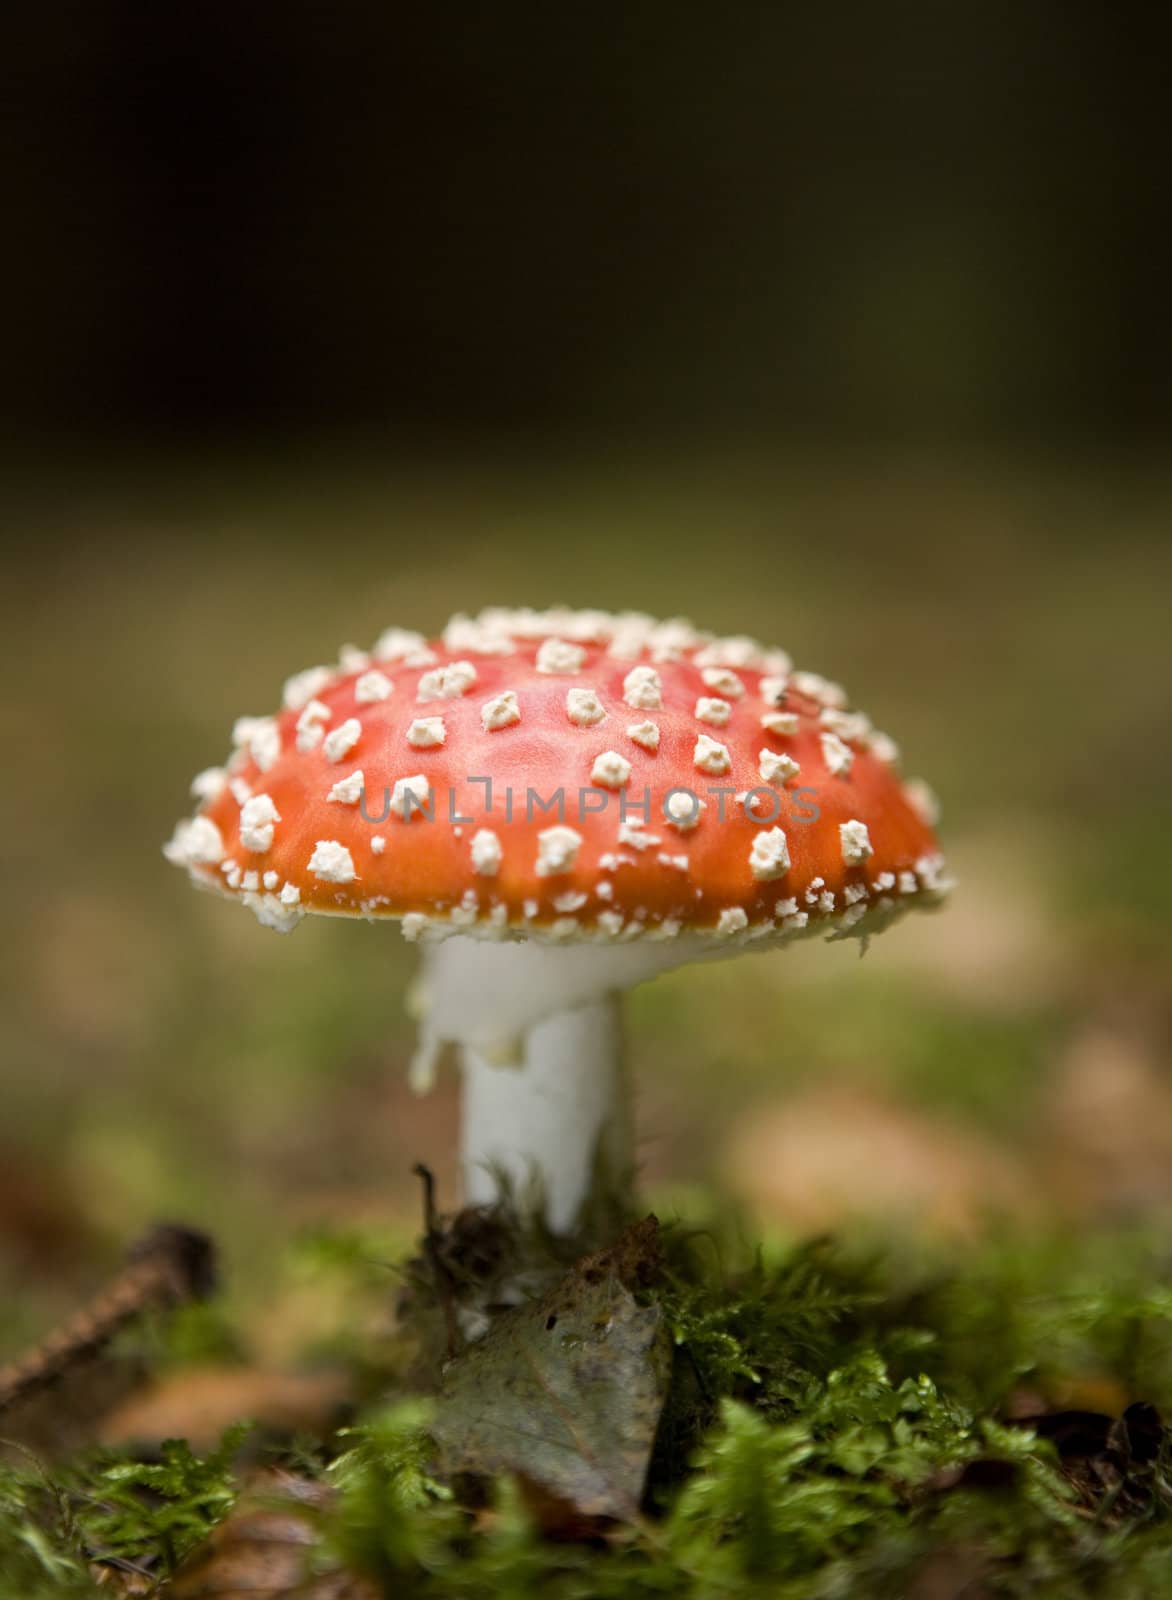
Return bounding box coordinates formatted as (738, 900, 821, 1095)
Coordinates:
(100, 1367, 351, 1451)
(429, 1216, 670, 1524)
(1043, 1019, 1172, 1219)
(907, 1542, 995, 1600)
(169, 1473, 378, 1600)
(91, 1566, 156, 1595)
(723, 1084, 1035, 1237)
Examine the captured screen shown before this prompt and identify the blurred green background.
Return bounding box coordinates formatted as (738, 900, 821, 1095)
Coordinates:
(2, 3, 1170, 1361)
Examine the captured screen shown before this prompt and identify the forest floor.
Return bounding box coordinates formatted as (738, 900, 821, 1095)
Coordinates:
(2, 445, 1171, 1594)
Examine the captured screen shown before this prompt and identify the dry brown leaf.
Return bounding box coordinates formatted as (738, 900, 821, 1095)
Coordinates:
(169, 1473, 378, 1600)
(100, 1367, 351, 1451)
(723, 1084, 1035, 1236)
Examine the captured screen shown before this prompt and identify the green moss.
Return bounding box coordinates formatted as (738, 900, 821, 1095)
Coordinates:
(8, 1226, 1172, 1596)
(0, 1425, 247, 1596)
(323, 1400, 458, 1578)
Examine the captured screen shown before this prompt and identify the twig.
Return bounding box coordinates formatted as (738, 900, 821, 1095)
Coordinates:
(0, 1223, 216, 1414)
(412, 1164, 461, 1358)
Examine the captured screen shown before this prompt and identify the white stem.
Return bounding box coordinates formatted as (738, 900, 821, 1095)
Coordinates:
(459, 995, 630, 1234)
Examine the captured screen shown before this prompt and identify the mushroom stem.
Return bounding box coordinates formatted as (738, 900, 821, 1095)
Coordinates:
(459, 995, 631, 1236)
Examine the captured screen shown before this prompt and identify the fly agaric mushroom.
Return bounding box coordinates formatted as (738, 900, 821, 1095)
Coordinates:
(165, 608, 951, 1235)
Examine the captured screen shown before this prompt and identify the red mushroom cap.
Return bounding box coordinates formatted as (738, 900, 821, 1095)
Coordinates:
(165, 609, 950, 948)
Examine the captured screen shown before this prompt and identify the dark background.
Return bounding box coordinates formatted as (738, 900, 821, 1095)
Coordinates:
(6, 1, 1170, 446)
